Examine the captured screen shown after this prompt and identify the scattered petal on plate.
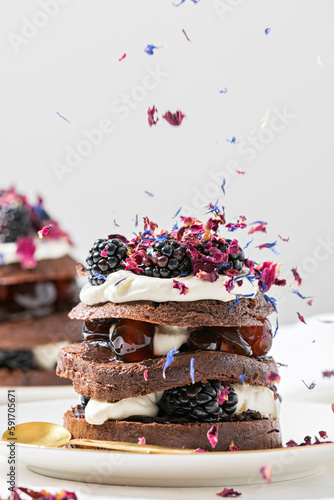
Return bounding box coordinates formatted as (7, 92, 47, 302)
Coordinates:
(259, 464, 272, 483)
(248, 222, 267, 234)
(216, 488, 242, 497)
(219, 88, 228, 94)
(118, 53, 127, 61)
(236, 170, 246, 174)
(226, 136, 236, 144)
(144, 191, 154, 197)
(302, 380, 316, 390)
(264, 28, 271, 36)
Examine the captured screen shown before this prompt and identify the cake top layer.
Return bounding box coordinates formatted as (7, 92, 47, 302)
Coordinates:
(78, 210, 285, 308)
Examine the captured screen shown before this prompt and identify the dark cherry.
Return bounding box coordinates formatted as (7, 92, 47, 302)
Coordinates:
(82, 320, 115, 341)
(188, 319, 272, 357)
(110, 319, 155, 362)
(188, 327, 252, 356)
(240, 319, 272, 356)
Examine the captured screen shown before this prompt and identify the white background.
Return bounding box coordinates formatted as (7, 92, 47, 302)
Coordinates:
(1, 0, 333, 323)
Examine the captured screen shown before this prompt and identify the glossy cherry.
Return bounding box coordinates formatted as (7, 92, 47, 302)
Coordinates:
(82, 320, 114, 341)
(110, 319, 155, 362)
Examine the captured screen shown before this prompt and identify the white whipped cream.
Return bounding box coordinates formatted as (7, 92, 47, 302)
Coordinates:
(153, 325, 189, 356)
(85, 391, 164, 425)
(33, 341, 69, 370)
(0, 238, 72, 266)
(80, 270, 258, 305)
(231, 383, 280, 419)
(84, 384, 280, 425)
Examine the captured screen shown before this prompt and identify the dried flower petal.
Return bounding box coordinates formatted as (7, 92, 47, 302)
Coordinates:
(297, 312, 306, 324)
(138, 437, 146, 445)
(147, 106, 159, 126)
(216, 488, 242, 497)
(331, 403, 334, 413)
(207, 424, 218, 448)
(173, 279, 189, 295)
(144, 44, 161, 55)
(236, 170, 245, 175)
(56, 111, 71, 124)
(259, 464, 272, 483)
(291, 267, 302, 286)
(182, 28, 191, 41)
(302, 380, 316, 390)
(228, 441, 241, 451)
(267, 371, 280, 384)
(76, 263, 87, 276)
(16, 237, 36, 269)
(248, 222, 267, 234)
(257, 241, 279, 255)
(163, 110, 186, 126)
(118, 53, 127, 61)
(163, 348, 179, 379)
(190, 357, 195, 383)
(323, 370, 334, 378)
(278, 234, 289, 242)
(307, 299, 313, 306)
(143, 369, 148, 381)
(37, 224, 53, 239)
(264, 28, 271, 35)
(239, 374, 245, 384)
(217, 388, 229, 405)
(319, 431, 328, 439)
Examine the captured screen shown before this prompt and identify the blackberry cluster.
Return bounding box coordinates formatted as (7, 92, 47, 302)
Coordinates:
(0, 350, 37, 370)
(0, 204, 32, 243)
(143, 241, 191, 279)
(86, 238, 128, 286)
(212, 238, 245, 273)
(158, 380, 238, 423)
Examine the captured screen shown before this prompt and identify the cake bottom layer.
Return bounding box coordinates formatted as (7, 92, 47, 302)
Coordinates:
(64, 405, 282, 451)
(0, 367, 71, 386)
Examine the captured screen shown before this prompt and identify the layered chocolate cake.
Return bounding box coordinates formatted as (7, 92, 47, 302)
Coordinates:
(0, 188, 81, 386)
(57, 212, 283, 450)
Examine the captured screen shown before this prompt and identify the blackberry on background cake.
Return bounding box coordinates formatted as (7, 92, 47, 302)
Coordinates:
(57, 210, 284, 451)
(0, 187, 82, 386)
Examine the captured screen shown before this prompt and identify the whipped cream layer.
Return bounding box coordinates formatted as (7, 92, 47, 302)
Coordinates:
(0, 238, 72, 266)
(80, 270, 258, 306)
(33, 341, 69, 370)
(85, 384, 280, 425)
(85, 391, 164, 425)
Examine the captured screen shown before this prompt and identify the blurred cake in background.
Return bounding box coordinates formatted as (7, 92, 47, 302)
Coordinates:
(0, 187, 81, 386)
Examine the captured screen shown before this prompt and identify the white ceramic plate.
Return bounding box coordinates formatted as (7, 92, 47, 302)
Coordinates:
(0, 398, 333, 487)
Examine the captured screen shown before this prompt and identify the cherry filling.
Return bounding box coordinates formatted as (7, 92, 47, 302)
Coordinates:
(81, 318, 272, 363)
(0, 279, 78, 322)
(188, 320, 272, 357)
(111, 319, 155, 362)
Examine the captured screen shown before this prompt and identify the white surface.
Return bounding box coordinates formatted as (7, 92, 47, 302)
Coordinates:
(0, 1, 334, 323)
(270, 313, 334, 405)
(0, 398, 333, 489)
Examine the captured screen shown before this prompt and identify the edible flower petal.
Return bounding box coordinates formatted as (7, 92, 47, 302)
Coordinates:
(259, 464, 272, 483)
(15, 237, 36, 269)
(163, 348, 179, 379)
(162, 110, 186, 126)
(207, 424, 218, 448)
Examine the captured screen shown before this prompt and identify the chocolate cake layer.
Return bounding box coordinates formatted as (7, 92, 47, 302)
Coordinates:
(0, 367, 71, 386)
(57, 343, 278, 400)
(0, 311, 82, 350)
(69, 292, 274, 327)
(64, 406, 282, 451)
(0, 255, 77, 285)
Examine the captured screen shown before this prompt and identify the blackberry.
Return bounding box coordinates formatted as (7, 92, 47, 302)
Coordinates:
(0, 350, 36, 370)
(143, 240, 191, 279)
(158, 380, 238, 423)
(86, 238, 128, 286)
(212, 238, 245, 273)
(0, 204, 33, 243)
